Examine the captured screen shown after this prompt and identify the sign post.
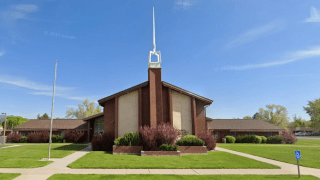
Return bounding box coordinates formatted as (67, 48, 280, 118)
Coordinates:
(295, 150, 301, 178)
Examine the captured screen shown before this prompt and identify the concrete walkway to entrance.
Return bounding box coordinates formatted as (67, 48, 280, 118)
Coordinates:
(0, 145, 319, 180)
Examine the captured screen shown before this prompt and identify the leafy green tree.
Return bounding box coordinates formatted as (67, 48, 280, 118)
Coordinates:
(257, 104, 289, 128)
(291, 114, 311, 128)
(252, 112, 260, 119)
(303, 98, 320, 129)
(243, 116, 252, 119)
(1, 116, 28, 129)
(37, 113, 50, 119)
(65, 99, 102, 119)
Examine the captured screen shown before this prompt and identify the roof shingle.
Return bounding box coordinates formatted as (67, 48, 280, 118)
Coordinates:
(14, 119, 88, 131)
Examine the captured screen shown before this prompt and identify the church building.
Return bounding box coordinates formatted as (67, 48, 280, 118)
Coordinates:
(84, 8, 213, 141)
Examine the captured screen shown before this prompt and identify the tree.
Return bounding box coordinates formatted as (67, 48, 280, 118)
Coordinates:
(243, 116, 252, 119)
(291, 114, 311, 128)
(1, 116, 28, 129)
(303, 98, 320, 129)
(65, 99, 102, 119)
(37, 113, 50, 119)
(252, 112, 260, 119)
(257, 104, 289, 128)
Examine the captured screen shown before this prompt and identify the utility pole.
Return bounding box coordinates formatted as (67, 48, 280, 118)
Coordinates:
(1, 113, 7, 144)
(48, 60, 57, 160)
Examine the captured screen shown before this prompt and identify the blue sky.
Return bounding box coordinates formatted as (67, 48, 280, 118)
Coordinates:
(0, 0, 319, 121)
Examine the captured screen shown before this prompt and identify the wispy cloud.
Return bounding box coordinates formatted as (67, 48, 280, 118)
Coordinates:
(174, 0, 194, 10)
(304, 7, 320, 23)
(227, 21, 285, 48)
(28, 91, 87, 101)
(0, 75, 72, 92)
(218, 46, 320, 71)
(0, 52, 4, 57)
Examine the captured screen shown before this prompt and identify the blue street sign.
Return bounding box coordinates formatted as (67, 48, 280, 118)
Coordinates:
(295, 150, 301, 160)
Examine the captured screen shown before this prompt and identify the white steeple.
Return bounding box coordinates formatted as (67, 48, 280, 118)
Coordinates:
(148, 7, 161, 68)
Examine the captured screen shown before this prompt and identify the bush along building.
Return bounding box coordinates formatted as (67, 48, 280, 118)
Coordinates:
(84, 9, 213, 142)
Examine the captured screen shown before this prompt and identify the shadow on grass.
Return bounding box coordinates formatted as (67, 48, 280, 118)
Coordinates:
(103, 151, 112, 154)
(53, 144, 87, 151)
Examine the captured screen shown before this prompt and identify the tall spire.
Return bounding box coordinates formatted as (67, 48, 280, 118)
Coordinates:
(153, 7, 156, 52)
(148, 7, 161, 68)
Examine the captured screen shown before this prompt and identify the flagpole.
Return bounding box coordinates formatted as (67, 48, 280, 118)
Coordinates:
(48, 60, 57, 160)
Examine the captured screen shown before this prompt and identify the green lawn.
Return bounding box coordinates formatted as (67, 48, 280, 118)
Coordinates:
(47, 174, 319, 180)
(0, 173, 21, 180)
(295, 139, 320, 146)
(218, 142, 320, 169)
(68, 151, 279, 169)
(0, 144, 87, 168)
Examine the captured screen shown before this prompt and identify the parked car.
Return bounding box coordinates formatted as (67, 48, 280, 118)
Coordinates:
(311, 131, 320, 136)
(295, 132, 306, 136)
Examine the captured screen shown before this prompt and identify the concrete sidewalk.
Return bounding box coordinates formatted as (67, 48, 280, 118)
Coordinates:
(0, 145, 319, 180)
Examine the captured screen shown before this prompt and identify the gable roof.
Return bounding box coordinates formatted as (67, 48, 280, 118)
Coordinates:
(98, 81, 213, 106)
(83, 112, 104, 121)
(206, 118, 284, 132)
(14, 119, 87, 131)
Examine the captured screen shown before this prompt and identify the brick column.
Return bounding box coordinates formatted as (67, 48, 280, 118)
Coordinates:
(138, 88, 142, 128)
(115, 97, 119, 138)
(168, 88, 173, 125)
(191, 98, 196, 135)
(148, 68, 163, 128)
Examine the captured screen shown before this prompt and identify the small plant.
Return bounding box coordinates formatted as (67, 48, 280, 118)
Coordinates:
(225, 136, 236, 143)
(139, 123, 181, 151)
(281, 131, 297, 144)
(20, 136, 27, 143)
(7, 133, 22, 143)
(114, 132, 140, 146)
(267, 135, 282, 144)
(159, 143, 178, 151)
(260, 136, 267, 143)
(91, 132, 115, 151)
(52, 135, 64, 143)
(197, 130, 217, 150)
(65, 130, 86, 143)
(176, 135, 205, 146)
(254, 136, 262, 144)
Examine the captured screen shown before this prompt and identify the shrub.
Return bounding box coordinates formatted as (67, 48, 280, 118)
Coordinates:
(114, 132, 139, 146)
(27, 130, 49, 143)
(20, 136, 27, 143)
(197, 130, 217, 150)
(176, 135, 205, 146)
(159, 143, 179, 151)
(139, 123, 181, 151)
(260, 136, 267, 143)
(254, 136, 262, 144)
(7, 133, 22, 143)
(65, 130, 86, 143)
(281, 131, 297, 144)
(91, 131, 115, 151)
(235, 135, 260, 143)
(52, 135, 64, 143)
(267, 135, 282, 144)
(225, 136, 236, 143)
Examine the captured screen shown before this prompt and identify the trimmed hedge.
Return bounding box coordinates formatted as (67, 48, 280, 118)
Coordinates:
(225, 136, 236, 143)
(176, 135, 205, 146)
(27, 130, 50, 143)
(236, 135, 260, 143)
(20, 136, 27, 143)
(260, 136, 267, 143)
(159, 143, 179, 151)
(254, 136, 262, 144)
(267, 135, 282, 144)
(52, 135, 64, 143)
(114, 132, 139, 146)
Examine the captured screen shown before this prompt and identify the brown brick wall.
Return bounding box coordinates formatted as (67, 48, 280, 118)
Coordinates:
(141, 151, 180, 156)
(104, 99, 115, 136)
(195, 99, 206, 136)
(178, 146, 207, 154)
(148, 68, 163, 128)
(141, 85, 150, 127)
(162, 86, 169, 124)
(113, 145, 143, 154)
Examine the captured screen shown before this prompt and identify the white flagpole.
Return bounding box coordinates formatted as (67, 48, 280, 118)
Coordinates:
(48, 60, 57, 160)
